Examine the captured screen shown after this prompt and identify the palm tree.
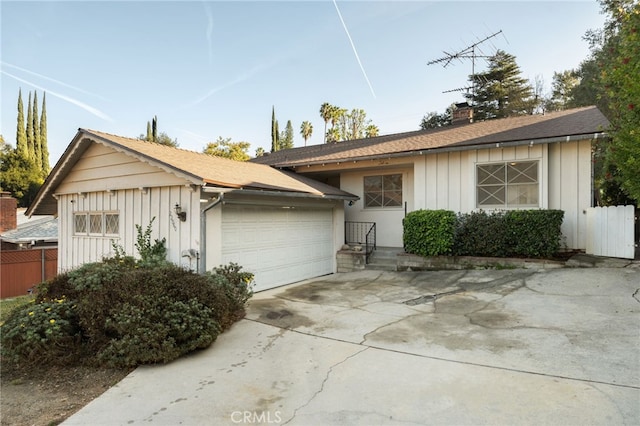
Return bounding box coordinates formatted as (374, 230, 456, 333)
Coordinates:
(300, 121, 313, 146)
(319, 102, 333, 143)
(365, 124, 379, 138)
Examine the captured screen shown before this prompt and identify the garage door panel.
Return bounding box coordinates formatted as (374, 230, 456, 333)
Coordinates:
(221, 206, 334, 291)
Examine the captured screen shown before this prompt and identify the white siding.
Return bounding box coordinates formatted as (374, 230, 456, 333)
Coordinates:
(341, 168, 413, 247)
(548, 140, 593, 249)
(56, 143, 186, 194)
(58, 186, 201, 272)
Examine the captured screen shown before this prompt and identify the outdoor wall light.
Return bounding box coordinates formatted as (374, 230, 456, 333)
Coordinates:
(348, 200, 355, 206)
(174, 204, 187, 222)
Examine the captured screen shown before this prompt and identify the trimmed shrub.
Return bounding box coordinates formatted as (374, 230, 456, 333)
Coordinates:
(453, 209, 564, 258)
(403, 209, 457, 256)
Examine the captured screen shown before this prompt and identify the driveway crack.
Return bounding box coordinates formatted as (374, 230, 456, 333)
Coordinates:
(281, 347, 369, 425)
(633, 288, 640, 303)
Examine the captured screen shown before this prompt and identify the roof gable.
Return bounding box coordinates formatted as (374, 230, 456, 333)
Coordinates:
(253, 106, 609, 167)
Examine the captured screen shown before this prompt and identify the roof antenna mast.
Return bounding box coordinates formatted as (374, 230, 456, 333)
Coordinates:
(427, 29, 504, 103)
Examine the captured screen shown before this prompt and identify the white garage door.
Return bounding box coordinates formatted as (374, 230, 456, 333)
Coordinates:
(222, 205, 334, 291)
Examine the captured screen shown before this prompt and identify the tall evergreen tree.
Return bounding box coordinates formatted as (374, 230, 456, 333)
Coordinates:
(465, 50, 535, 120)
(40, 92, 50, 176)
(16, 89, 27, 158)
(32, 91, 42, 170)
(146, 121, 152, 141)
(25, 92, 34, 161)
(279, 120, 294, 150)
(152, 115, 158, 142)
(271, 106, 279, 152)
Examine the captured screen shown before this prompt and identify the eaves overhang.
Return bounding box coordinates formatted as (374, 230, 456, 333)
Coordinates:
(278, 132, 609, 170)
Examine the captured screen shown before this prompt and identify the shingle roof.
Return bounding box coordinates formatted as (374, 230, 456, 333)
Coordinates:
(0, 215, 57, 243)
(27, 129, 357, 216)
(252, 106, 609, 167)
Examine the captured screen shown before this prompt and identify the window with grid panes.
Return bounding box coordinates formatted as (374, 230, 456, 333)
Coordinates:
(364, 174, 403, 208)
(73, 212, 120, 236)
(476, 161, 539, 208)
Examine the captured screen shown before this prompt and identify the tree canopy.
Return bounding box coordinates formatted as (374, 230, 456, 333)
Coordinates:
(465, 50, 535, 120)
(139, 116, 178, 147)
(203, 137, 251, 161)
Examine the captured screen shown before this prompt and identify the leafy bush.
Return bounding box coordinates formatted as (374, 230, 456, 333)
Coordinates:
(0, 296, 82, 365)
(1, 219, 254, 368)
(453, 209, 564, 258)
(403, 210, 457, 256)
(403, 209, 565, 259)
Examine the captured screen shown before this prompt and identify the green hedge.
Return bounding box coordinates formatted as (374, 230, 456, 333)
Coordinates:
(403, 209, 457, 256)
(404, 209, 564, 259)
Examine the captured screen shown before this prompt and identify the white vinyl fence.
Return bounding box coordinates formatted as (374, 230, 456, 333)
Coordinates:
(585, 205, 636, 259)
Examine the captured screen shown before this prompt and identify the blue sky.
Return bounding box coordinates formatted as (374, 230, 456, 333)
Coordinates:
(1, 1, 605, 167)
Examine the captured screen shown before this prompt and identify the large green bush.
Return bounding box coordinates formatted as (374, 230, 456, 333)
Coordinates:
(403, 209, 565, 259)
(403, 210, 457, 256)
(1, 220, 254, 368)
(453, 209, 565, 258)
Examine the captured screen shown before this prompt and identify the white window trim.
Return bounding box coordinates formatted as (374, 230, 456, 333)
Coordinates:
(74, 211, 120, 237)
(363, 173, 404, 209)
(475, 160, 540, 209)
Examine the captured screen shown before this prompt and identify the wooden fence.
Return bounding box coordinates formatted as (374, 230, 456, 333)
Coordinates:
(1, 248, 58, 299)
(586, 205, 636, 259)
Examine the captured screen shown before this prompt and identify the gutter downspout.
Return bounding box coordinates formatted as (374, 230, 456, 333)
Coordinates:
(199, 193, 224, 274)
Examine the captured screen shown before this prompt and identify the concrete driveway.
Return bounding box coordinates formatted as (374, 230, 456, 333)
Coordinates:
(65, 267, 640, 425)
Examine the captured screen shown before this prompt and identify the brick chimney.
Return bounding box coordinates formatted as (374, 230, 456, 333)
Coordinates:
(0, 192, 18, 232)
(451, 102, 474, 125)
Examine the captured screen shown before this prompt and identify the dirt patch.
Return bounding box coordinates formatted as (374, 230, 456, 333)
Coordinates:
(0, 358, 131, 426)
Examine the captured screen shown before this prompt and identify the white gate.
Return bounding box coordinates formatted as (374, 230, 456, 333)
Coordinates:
(586, 205, 636, 259)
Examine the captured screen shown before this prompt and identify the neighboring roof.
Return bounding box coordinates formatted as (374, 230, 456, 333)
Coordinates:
(0, 215, 57, 244)
(27, 129, 357, 216)
(252, 106, 609, 168)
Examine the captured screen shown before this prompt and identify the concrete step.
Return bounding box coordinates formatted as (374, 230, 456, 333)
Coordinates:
(365, 247, 403, 271)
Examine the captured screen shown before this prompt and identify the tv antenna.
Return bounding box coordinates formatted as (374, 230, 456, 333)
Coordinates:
(427, 29, 505, 101)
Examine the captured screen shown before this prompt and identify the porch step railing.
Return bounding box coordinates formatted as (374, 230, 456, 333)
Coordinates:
(345, 221, 376, 263)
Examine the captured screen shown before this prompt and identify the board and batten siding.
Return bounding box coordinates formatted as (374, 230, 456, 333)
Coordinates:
(548, 139, 593, 250)
(414, 140, 592, 250)
(414, 144, 548, 213)
(58, 187, 201, 272)
(55, 142, 202, 272)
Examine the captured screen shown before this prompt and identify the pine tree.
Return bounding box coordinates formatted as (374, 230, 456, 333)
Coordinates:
(16, 89, 27, 158)
(40, 93, 50, 176)
(466, 50, 535, 120)
(279, 120, 294, 150)
(33, 91, 42, 170)
(25, 92, 34, 161)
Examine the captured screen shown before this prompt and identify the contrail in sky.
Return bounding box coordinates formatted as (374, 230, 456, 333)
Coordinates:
(1, 61, 109, 101)
(2, 70, 113, 122)
(202, 1, 214, 65)
(332, 0, 376, 99)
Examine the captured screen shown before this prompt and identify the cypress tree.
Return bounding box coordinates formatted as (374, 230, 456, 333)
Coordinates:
(40, 93, 50, 176)
(152, 116, 158, 142)
(25, 92, 34, 161)
(16, 89, 27, 158)
(32, 91, 42, 170)
(271, 106, 278, 152)
(146, 121, 152, 141)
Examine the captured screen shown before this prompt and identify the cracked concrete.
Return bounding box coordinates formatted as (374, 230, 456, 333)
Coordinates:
(65, 267, 639, 425)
